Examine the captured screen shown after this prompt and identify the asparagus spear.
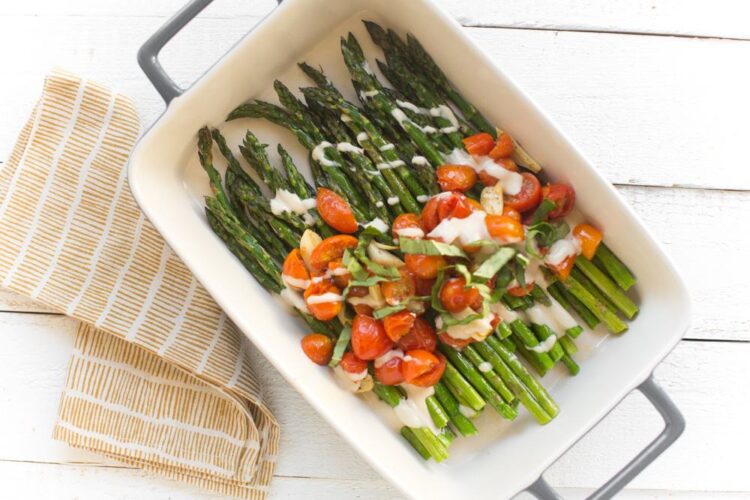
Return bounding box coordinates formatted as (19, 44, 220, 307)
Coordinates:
(548, 281, 600, 329)
(575, 256, 639, 319)
(433, 381, 477, 436)
(461, 344, 515, 404)
(560, 273, 628, 334)
(593, 243, 637, 291)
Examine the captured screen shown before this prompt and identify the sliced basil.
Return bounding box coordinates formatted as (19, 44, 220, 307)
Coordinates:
(525, 220, 570, 258)
(328, 326, 352, 367)
(373, 304, 407, 319)
(473, 247, 516, 280)
(528, 198, 556, 225)
(343, 249, 369, 281)
(399, 237, 467, 259)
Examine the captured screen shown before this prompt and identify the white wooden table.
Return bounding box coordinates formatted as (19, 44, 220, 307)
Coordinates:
(1, 1, 749, 498)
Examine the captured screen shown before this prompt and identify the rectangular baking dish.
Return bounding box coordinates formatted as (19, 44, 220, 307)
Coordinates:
(130, 0, 690, 498)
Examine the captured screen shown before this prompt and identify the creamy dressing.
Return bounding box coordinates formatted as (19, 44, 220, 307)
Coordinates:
(356, 132, 369, 144)
(333, 365, 365, 392)
(458, 404, 477, 418)
(396, 100, 429, 115)
(269, 189, 317, 225)
(374, 349, 404, 369)
(529, 335, 557, 354)
(340, 113, 352, 123)
(376, 201, 384, 208)
(444, 148, 523, 196)
(524, 258, 546, 286)
(427, 210, 490, 246)
(360, 89, 380, 101)
(393, 384, 439, 434)
(416, 195, 430, 203)
(439, 308, 495, 341)
(478, 361, 493, 373)
(279, 287, 309, 313)
(429, 104, 460, 134)
(491, 302, 519, 323)
(305, 292, 343, 305)
(411, 156, 430, 167)
(336, 142, 364, 154)
(545, 235, 582, 267)
(362, 217, 390, 234)
(547, 295, 579, 330)
(282, 274, 310, 290)
(380, 143, 396, 151)
(387, 196, 400, 205)
(376, 160, 406, 170)
(395, 227, 425, 238)
(311, 141, 339, 167)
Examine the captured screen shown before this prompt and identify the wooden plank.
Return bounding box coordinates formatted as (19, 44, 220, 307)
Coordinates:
(2, 184, 745, 341)
(1, 0, 749, 40)
(0, 311, 746, 494)
(0, 17, 749, 190)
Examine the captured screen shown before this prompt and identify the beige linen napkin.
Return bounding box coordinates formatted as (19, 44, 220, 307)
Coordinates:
(0, 68, 279, 498)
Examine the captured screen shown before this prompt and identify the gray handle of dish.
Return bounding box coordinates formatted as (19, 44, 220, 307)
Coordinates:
(137, 0, 281, 104)
(525, 374, 685, 500)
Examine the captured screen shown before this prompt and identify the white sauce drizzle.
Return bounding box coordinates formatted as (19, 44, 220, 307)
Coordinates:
(376, 201, 384, 208)
(311, 141, 339, 167)
(545, 235, 582, 267)
(427, 210, 490, 246)
(441, 308, 495, 341)
(491, 302, 519, 324)
(396, 100, 429, 115)
(380, 143, 396, 151)
(416, 195, 430, 203)
(282, 274, 310, 290)
(356, 132, 369, 144)
(393, 384, 438, 433)
(429, 104, 460, 134)
(362, 217, 390, 234)
(270, 189, 317, 226)
(374, 349, 404, 369)
(387, 196, 400, 206)
(411, 156, 430, 167)
(478, 361, 493, 373)
(360, 89, 380, 100)
(529, 335, 557, 353)
(340, 113, 352, 123)
(458, 404, 476, 418)
(280, 287, 309, 313)
(337, 142, 364, 154)
(333, 365, 363, 392)
(395, 227, 425, 238)
(376, 160, 406, 170)
(305, 292, 343, 305)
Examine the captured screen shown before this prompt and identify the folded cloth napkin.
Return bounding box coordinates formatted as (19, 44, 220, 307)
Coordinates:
(0, 68, 279, 498)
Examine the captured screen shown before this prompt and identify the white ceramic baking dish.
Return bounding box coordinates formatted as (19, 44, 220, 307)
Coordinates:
(130, 0, 690, 498)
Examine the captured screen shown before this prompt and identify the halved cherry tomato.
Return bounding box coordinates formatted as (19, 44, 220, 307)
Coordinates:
(374, 355, 404, 386)
(462, 132, 495, 156)
(478, 171, 498, 187)
(397, 317, 437, 352)
(504, 172, 542, 212)
(488, 132, 515, 159)
(381, 268, 416, 306)
(309, 234, 358, 272)
(436, 165, 477, 192)
(304, 281, 343, 321)
(439, 276, 483, 314)
(327, 259, 351, 288)
(282, 249, 310, 290)
(439, 332, 472, 350)
(549, 254, 576, 280)
(402, 350, 446, 387)
(502, 206, 521, 222)
(300, 333, 334, 365)
(485, 214, 524, 243)
(391, 213, 425, 239)
(573, 223, 603, 260)
(383, 310, 417, 342)
(541, 184, 576, 220)
(317, 187, 358, 233)
(414, 276, 437, 297)
(507, 283, 534, 297)
(404, 253, 447, 280)
(478, 158, 518, 186)
(351, 314, 394, 360)
(421, 192, 475, 232)
(340, 351, 368, 374)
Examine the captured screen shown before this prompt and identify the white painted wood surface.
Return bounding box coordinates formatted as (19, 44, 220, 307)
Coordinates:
(0, 1, 747, 498)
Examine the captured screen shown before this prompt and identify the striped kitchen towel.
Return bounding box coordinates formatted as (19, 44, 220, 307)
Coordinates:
(0, 68, 279, 498)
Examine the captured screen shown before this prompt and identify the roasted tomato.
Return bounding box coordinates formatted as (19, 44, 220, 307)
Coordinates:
(414, 276, 437, 296)
(327, 259, 351, 288)
(309, 234, 358, 272)
(488, 132, 515, 159)
(549, 255, 576, 280)
(502, 205, 521, 221)
(304, 281, 343, 321)
(573, 223, 603, 260)
(317, 187, 358, 233)
(421, 192, 475, 232)
(402, 350, 446, 387)
(383, 310, 417, 342)
(391, 213, 425, 240)
(541, 183, 576, 220)
(504, 172, 542, 213)
(462, 132, 495, 156)
(436, 165, 477, 192)
(439, 276, 483, 314)
(374, 354, 405, 386)
(351, 314, 394, 360)
(381, 268, 416, 306)
(485, 214, 524, 243)
(340, 351, 368, 374)
(404, 253, 447, 280)
(300, 333, 334, 365)
(282, 249, 310, 290)
(438, 332, 472, 350)
(397, 317, 437, 352)
(506, 283, 534, 297)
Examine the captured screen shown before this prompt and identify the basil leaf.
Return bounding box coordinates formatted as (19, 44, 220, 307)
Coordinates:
(473, 247, 516, 280)
(328, 326, 352, 367)
(431, 268, 448, 313)
(399, 237, 467, 259)
(528, 198, 556, 225)
(343, 249, 369, 281)
(373, 304, 407, 319)
(362, 258, 401, 279)
(525, 220, 571, 257)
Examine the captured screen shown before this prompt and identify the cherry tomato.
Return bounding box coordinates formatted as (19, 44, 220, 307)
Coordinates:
(404, 253, 447, 280)
(541, 184, 576, 220)
(439, 276, 483, 314)
(438, 332, 472, 350)
(436, 165, 477, 192)
(488, 132, 515, 159)
(340, 351, 368, 374)
(300, 333, 334, 365)
(414, 276, 437, 297)
(504, 172, 542, 213)
(347, 286, 374, 315)
(502, 206, 521, 222)
(383, 310, 417, 342)
(304, 281, 343, 321)
(549, 254, 576, 280)
(381, 268, 416, 306)
(402, 350, 446, 387)
(397, 317, 437, 352)
(507, 283, 534, 297)
(573, 223, 603, 260)
(485, 214, 524, 243)
(351, 314, 394, 360)
(391, 213, 425, 240)
(374, 355, 405, 386)
(282, 249, 310, 290)
(478, 171, 498, 187)
(437, 192, 474, 221)
(327, 259, 351, 288)
(462, 132, 495, 156)
(309, 234, 358, 272)
(477, 158, 517, 187)
(317, 187, 358, 233)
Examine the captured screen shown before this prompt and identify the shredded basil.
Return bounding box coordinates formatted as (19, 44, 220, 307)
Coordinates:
(528, 198, 556, 224)
(328, 326, 352, 367)
(399, 237, 467, 259)
(373, 304, 407, 319)
(525, 220, 570, 258)
(473, 247, 516, 281)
